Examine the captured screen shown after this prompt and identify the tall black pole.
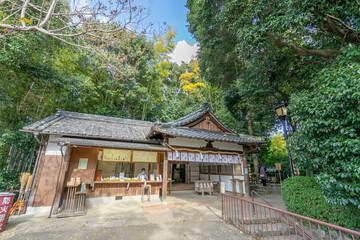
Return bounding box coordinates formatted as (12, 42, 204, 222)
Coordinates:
(281, 117, 295, 177)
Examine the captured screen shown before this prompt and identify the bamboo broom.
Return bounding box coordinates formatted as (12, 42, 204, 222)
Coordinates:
(21, 175, 32, 214)
(17, 172, 31, 215)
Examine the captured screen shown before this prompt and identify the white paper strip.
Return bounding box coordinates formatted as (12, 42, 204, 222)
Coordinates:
(167, 151, 241, 164)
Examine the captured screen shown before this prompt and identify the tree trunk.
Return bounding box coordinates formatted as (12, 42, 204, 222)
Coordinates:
(247, 109, 254, 135)
(247, 109, 260, 183)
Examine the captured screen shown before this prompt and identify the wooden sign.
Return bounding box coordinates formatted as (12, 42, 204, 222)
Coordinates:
(275, 163, 282, 171)
(133, 151, 157, 163)
(103, 149, 131, 162)
(234, 164, 242, 174)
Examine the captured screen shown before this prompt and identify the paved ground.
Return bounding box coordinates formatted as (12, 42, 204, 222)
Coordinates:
(1, 191, 253, 240)
(252, 193, 287, 211)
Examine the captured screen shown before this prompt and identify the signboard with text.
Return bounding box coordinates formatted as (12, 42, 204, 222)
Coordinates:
(0, 193, 15, 232)
(133, 151, 157, 163)
(102, 149, 131, 162)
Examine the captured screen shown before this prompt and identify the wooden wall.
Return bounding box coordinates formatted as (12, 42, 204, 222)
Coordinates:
(66, 148, 98, 184)
(33, 155, 62, 207)
(191, 119, 223, 132)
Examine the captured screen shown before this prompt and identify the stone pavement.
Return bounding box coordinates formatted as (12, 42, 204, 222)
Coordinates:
(1, 191, 253, 240)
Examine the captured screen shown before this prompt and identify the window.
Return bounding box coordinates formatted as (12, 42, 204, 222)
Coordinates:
(199, 165, 208, 174)
(220, 165, 233, 175)
(78, 158, 88, 169)
(210, 165, 219, 174)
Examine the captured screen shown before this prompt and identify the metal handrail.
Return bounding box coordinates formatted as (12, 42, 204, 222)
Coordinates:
(222, 193, 360, 239)
(251, 190, 273, 206)
(251, 190, 312, 240)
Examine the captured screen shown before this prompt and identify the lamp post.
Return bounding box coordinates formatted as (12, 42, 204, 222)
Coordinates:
(275, 104, 295, 177)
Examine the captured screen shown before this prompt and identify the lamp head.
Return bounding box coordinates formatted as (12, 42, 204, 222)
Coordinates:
(275, 104, 287, 117)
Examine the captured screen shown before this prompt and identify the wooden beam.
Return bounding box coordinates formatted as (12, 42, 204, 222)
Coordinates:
(162, 154, 168, 201)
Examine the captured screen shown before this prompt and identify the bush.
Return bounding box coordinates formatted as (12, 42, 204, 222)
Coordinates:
(0, 169, 20, 192)
(281, 176, 360, 231)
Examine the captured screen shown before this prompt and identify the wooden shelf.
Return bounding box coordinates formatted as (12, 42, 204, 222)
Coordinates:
(93, 181, 163, 184)
(91, 180, 163, 192)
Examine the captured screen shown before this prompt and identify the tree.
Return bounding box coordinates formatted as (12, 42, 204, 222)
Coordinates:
(288, 45, 360, 209)
(0, 0, 148, 48)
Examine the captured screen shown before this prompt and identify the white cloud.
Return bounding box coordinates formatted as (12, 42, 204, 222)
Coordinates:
(169, 40, 199, 65)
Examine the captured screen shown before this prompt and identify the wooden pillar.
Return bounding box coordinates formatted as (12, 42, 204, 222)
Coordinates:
(231, 164, 236, 195)
(239, 180, 244, 197)
(243, 153, 250, 198)
(188, 165, 191, 183)
(218, 165, 221, 182)
(52, 146, 72, 215)
(156, 153, 160, 178)
(208, 165, 210, 180)
(253, 154, 260, 184)
(162, 155, 168, 201)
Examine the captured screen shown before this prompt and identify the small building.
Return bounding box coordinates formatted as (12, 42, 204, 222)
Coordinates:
(20, 103, 265, 214)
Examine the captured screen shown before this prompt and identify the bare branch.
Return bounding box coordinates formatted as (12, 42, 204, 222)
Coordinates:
(20, 0, 31, 27)
(0, 0, 150, 79)
(39, 0, 57, 27)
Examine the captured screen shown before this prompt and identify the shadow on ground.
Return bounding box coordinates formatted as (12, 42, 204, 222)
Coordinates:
(1, 191, 251, 240)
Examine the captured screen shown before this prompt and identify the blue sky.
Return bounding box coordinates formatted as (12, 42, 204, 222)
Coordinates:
(142, 0, 197, 45)
(140, 0, 199, 64)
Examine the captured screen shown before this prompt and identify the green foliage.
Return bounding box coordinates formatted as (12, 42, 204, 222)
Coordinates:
(288, 46, 360, 209)
(267, 135, 287, 164)
(0, 169, 20, 191)
(187, 0, 360, 211)
(261, 135, 292, 177)
(281, 177, 360, 231)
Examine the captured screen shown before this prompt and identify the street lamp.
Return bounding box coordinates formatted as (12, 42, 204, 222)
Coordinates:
(275, 104, 295, 177)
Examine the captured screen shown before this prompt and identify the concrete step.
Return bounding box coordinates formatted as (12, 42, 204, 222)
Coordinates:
(260, 235, 303, 240)
(252, 225, 295, 238)
(243, 217, 281, 225)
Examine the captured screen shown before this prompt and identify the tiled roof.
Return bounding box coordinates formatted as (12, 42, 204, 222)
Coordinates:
(21, 110, 154, 141)
(149, 126, 266, 144)
(21, 104, 266, 145)
(162, 103, 235, 133)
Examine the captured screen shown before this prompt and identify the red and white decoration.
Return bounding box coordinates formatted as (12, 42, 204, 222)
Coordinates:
(167, 151, 242, 164)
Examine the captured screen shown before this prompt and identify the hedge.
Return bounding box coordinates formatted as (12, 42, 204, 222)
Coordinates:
(281, 176, 360, 231)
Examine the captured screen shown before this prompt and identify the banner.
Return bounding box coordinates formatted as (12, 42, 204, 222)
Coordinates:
(167, 151, 242, 164)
